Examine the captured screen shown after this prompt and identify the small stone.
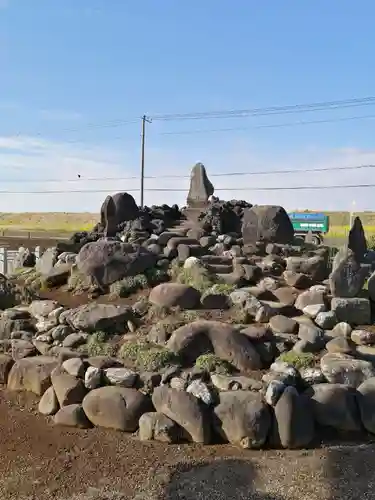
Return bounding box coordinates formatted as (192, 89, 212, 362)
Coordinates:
(299, 367, 326, 385)
(62, 333, 88, 349)
(326, 336, 354, 354)
(38, 386, 59, 415)
(265, 380, 285, 406)
(104, 367, 138, 388)
(351, 329, 375, 346)
(54, 404, 91, 429)
(84, 366, 102, 389)
(315, 311, 337, 330)
(62, 358, 86, 378)
(186, 380, 214, 405)
(303, 303, 326, 319)
(127, 320, 137, 333)
(331, 322, 352, 338)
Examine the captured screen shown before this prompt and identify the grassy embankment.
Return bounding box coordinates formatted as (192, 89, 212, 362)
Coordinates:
(0, 211, 374, 245)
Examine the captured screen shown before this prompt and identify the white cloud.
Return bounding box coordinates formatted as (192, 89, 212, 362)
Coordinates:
(0, 134, 374, 213)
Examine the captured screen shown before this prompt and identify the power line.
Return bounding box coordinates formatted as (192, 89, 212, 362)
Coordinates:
(0, 183, 374, 194)
(156, 113, 375, 136)
(151, 96, 375, 121)
(1, 163, 374, 183)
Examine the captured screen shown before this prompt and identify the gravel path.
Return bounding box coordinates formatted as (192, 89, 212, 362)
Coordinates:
(0, 390, 374, 500)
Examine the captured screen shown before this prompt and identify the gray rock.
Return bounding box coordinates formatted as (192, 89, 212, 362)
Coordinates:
(315, 311, 337, 330)
(269, 315, 298, 334)
(307, 383, 361, 431)
(303, 303, 326, 319)
(100, 192, 139, 228)
(368, 271, 375, 302)
(11, 339, 37, 360)
(62, 333, 88, 349)
(331, 297, 371, 325)
(321, 352, 375, 387)
(62, 357, 85, 378)
(84, 366, 102, 389)
(186, 162, 214, 207)
(7, 356, 58, 395)
(213, 391, 271, 449)
(298, 324, 325, 345)
(51, 368, 87, 407)
(0, 354, 14, 383)
(357, 377, 375, 434)
(65, 303, 133, 333)
(242, 206, 294, 245)
(29, 300, 60, 318)
(83, 386, 151, 431)
(167, 320, 262, 372)
(36, 247, 58, 275)
(299, 367, 326, 385)
(54, 404, 91, 429)
(149, 283, 201, 309)
(325, 336, 354, 354)
(331, 322, 352, 338)
(51, 325, 73, 342)
(265, 380, 286, 406)
(186, 380, 214, 405)
(104, 367, 138, 388)
(152, 386, 210, 443)
(330, 248, 370, 298)
(139, 412, 183, 443)
(295, 289, 326, 312)
(38, 386, 59, 415)
(76, 240, 155, 288)
(274, 386, 315, 449)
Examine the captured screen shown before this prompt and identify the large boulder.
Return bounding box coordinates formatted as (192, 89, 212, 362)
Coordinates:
(76, 240, 156, 288)
(329, 248, 370, 298)
(242, 205, 294, 245)
(213, 391, 271, 448)
(149, 283, 201, 309)
(100, 192, 139, 228)
(331, 297, 371, 325)
(286, 255, 329, 282)
(82, 386, 151, 431)
(167, 320, 262, 371)
(273, 386, 315, 449)
(152, 386, 210, 443)
(7, 356, 58, 395)
(307, 383, 361, 432)
(64, 303, 133, 333)
(320, 352, 375, 387)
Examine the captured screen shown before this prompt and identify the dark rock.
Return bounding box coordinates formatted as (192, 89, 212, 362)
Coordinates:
(0, 354, 14, 383)
(357, 377, 375, 434)
(307, 383, 361, 432)
(167, 320, 261, 371)
(186, 162, 214, 207)
(348, 216, 367, 262)
(100, 192, 139, 228)
(331, 297, 371, 325)
(149, 283, 201, 309)
(76, 240, 156, 289)
(242, 205, 294, 245)
(274, 386, 315, 449)
(213, 391, 271, 448)
(330, 248, 370, 298)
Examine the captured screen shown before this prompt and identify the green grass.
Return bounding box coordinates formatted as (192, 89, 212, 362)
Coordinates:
(118, 341, 179, 371)
(195, 353, 233, 374)
(278, 351, 315, 370)
(84, 331, 118, 357)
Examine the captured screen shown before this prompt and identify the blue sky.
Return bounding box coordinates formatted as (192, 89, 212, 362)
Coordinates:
(0, 0, 375, 212)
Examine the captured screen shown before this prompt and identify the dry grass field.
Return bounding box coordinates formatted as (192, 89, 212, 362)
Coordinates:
(0, 211, 374, 246)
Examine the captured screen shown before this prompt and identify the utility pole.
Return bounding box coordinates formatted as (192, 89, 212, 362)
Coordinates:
(140, 114, 152, 208)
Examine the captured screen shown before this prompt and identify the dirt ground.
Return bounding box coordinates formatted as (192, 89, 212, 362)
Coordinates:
(0, 389, 374, 500)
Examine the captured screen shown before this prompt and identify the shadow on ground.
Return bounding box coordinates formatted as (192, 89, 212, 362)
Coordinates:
(162, 459, 284, 500)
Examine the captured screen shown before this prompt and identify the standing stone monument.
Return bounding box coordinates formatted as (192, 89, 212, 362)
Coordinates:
(102, 195, 118, 238)
(348, 216, 367, 262)
(241, 208, 260, 245)
(187, 163, 214, 208)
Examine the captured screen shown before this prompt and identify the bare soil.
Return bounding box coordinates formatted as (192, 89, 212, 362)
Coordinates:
(0, 389, 374, 500)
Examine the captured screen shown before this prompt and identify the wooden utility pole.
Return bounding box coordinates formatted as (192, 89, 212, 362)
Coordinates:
(140, 114, 151, 208)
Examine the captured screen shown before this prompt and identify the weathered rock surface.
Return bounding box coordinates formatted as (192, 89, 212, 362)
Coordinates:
(7, 356, 58, 395)
(82, 386, 151, 431)
(167, 320, 262, 371)
(149, 283, 201, 309)
(139, 412, 183, 443)
(320, 353, 375, 387)
(65, 303, 133, 333)
(152, 386, 210, 443)
(213, 391, 271, 448)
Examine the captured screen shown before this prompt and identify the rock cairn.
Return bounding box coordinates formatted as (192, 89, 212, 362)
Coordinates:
(3, 163, 375, 450)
